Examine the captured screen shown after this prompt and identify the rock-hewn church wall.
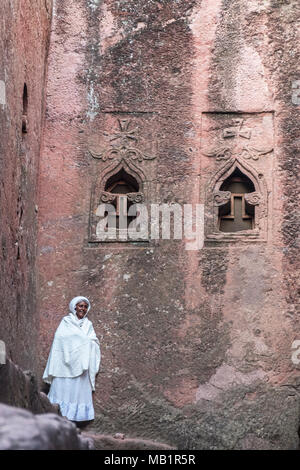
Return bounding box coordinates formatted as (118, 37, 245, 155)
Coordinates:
(38, 0, 300, 449)
(0, 0, 52, 371)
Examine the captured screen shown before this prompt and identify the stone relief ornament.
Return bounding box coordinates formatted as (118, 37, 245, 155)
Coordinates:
(126, 193, 144, 203)
(99, 191, 144, 204)
(245, 192, 261, 206)
(89, 119, 156, 164)
(202, 118, 273, 162)
(100, 192, 117, 203)
(213, 191, 231, 206)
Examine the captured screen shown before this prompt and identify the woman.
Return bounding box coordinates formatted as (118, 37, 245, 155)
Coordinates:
(43, 296, 101, 422)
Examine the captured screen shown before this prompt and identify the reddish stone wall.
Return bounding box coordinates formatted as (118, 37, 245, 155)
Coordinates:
(0, 0, 52, 371)
(38, 0, 300, 449)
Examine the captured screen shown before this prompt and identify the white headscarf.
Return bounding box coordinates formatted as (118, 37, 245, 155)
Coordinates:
(43, 296, 101, 390)
(69, 296, 91, 326)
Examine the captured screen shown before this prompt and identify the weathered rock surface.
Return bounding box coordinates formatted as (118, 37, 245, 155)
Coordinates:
(0, 359, 58, 414)
(83, 432, 175, 451)
(0, 404, 94, 450)
(0, 0, 52, 372)
(36, 0, 300, 450)
(0, 0, 298, 451)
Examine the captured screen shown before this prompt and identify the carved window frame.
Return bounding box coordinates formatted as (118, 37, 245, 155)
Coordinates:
(88, 160, 150, 244)
(205, 159, 268, 243)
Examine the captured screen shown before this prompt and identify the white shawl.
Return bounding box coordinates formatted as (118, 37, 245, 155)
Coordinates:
(43, 297, 101, 391)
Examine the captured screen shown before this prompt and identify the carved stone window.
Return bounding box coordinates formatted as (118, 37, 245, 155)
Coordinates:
(205, 160, 267, 242)
(103, 169, 142, 230)
(88, 117, 156, 244)
(218, 169, 255, 232)
(202, 112, 272, 242)
(89, 159, 149, 243)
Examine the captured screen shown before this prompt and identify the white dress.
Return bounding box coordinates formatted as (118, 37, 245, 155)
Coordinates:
(48, 370, 94, 421)
(43, 302, 100, 422)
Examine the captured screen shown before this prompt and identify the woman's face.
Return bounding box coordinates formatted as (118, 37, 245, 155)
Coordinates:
(75, 301, 88, 319)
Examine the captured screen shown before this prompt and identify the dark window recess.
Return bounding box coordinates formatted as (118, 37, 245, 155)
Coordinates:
(104, 169, 139, 230)
(219, 168, 255, 232)
(22, 83, 28, 134)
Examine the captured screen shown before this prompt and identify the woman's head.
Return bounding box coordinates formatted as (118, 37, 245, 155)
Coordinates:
(69, 296, 90, 320)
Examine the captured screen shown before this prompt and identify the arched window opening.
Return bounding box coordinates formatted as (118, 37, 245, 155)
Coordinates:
(105, 168, 139, 193)
(22, 83, 28, 134)
(104, 169, 140, 230)
(218, 168, 255, 232)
